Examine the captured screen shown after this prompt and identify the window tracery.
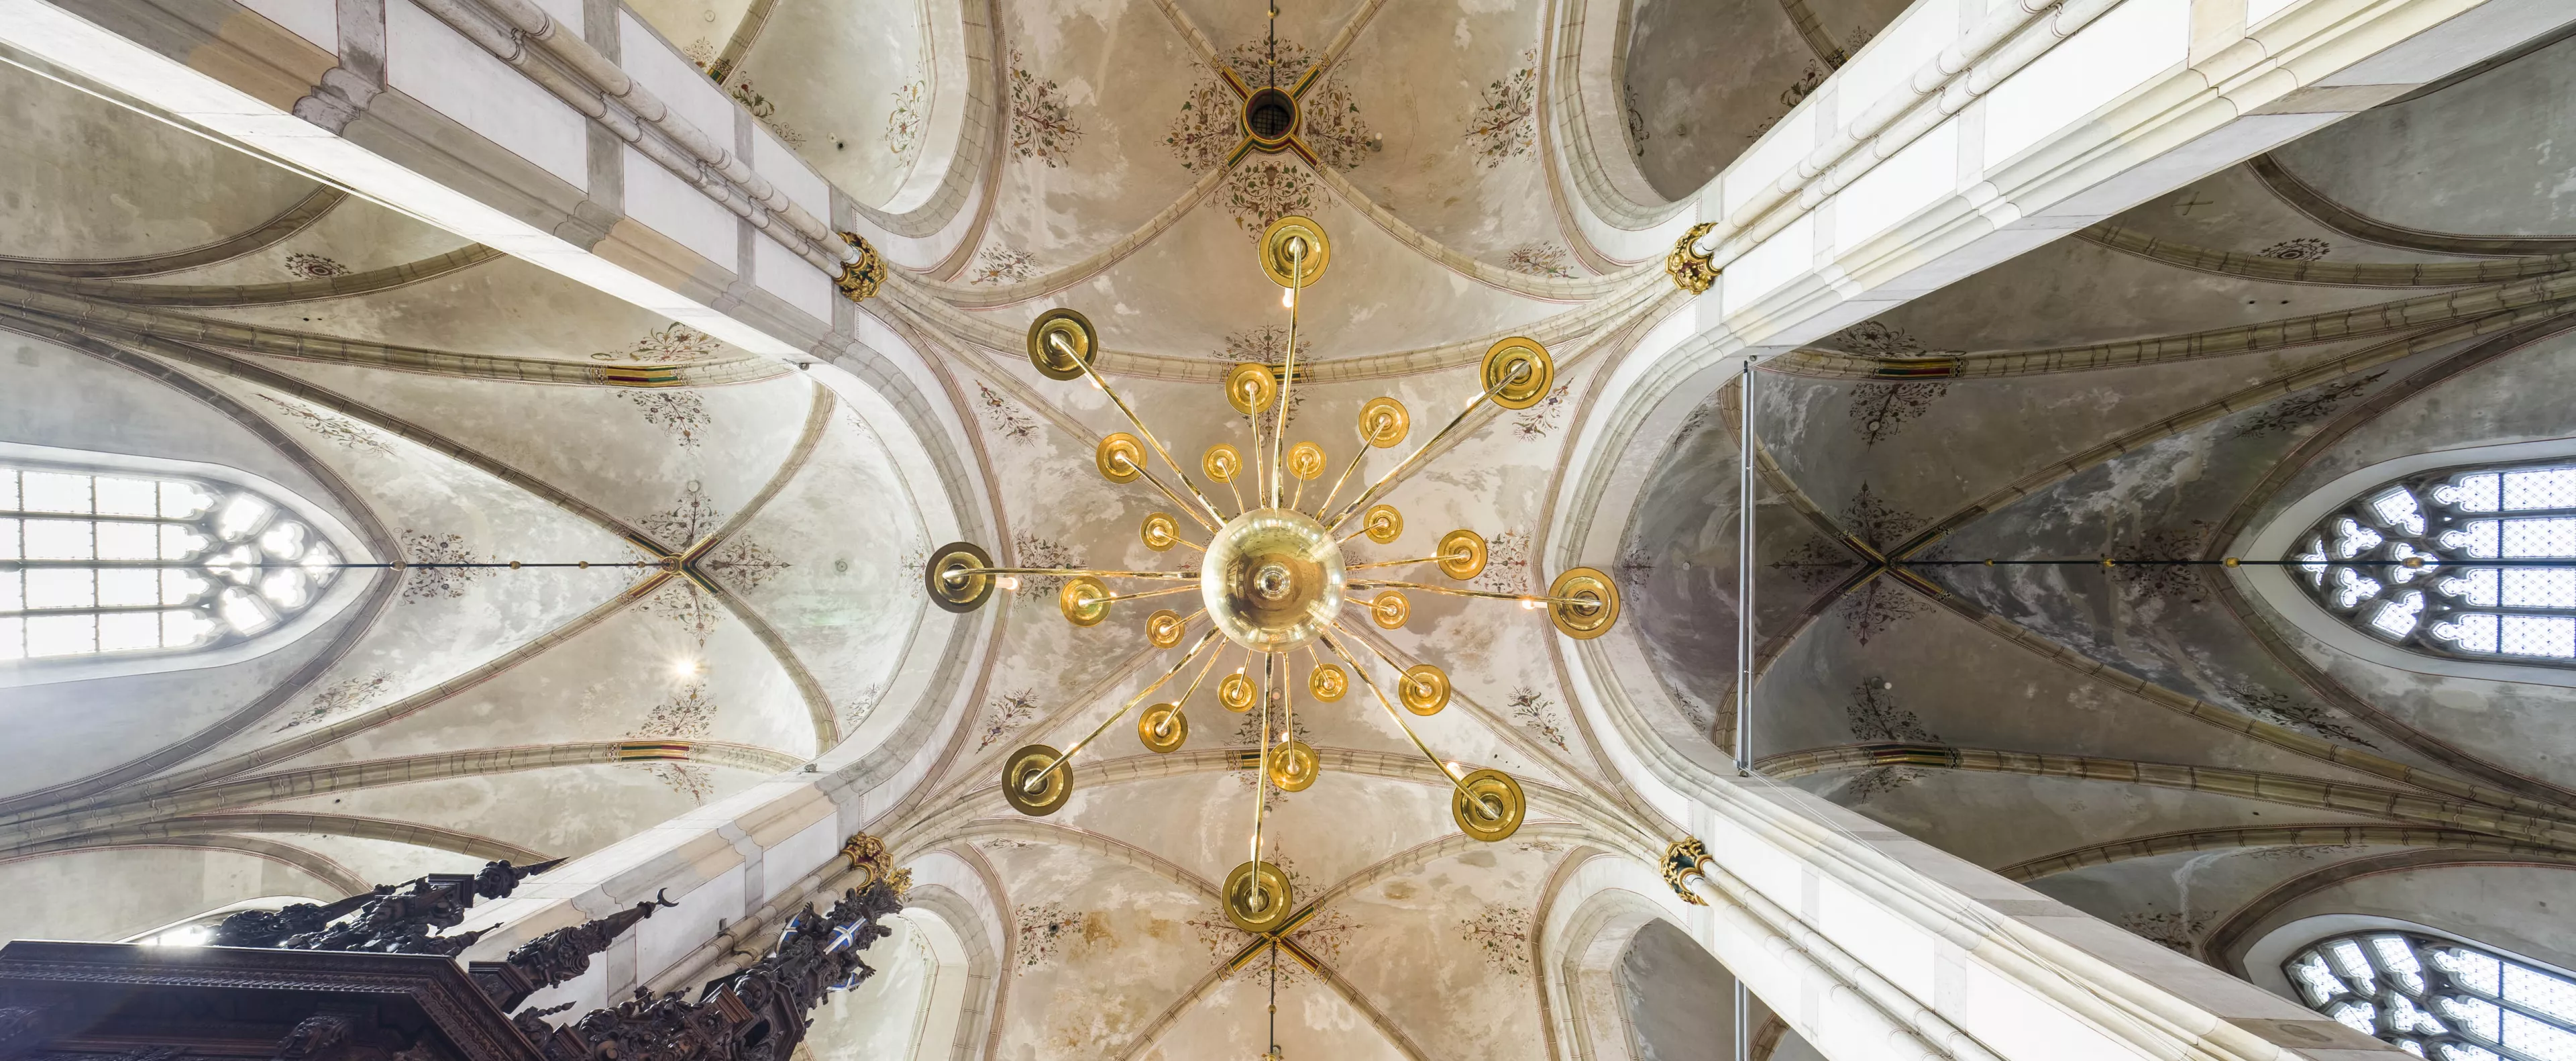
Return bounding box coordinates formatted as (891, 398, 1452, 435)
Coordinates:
(1, 463, 342, 662)
(2288, 930, 2576, 1060)
(2288, 462, 2576, 664)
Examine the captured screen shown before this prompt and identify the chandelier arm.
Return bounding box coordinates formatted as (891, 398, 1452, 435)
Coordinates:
(1342, 554, 1448, 571)
(1319, 629, 1473, 796)
(1311, 445, 1368, 519)
(1347, 578, 1597, 609)
(1224, 474, 1248, 519)
(1020, 627, 1225, 793)
(1069, 358, 1229, 527)
(1100, 584, 1205, 604)
(958, 566, 1200, 580)
(1124, 459, 1222, 533)
(1250, 651, 1276, 870)
(1175, 635, 1226, 708)
(1271, 249, 1303, 510)
(1322, 366, 1527, 532)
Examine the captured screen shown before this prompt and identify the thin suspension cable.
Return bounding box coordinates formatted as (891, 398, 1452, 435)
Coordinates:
(1737, 359, 1753, 778)
(1320, 628, 1474, 799)
(0, 560, 660, 570)
(1322, 364, 1529, 532)
(1022, 627, 1223, 791)
(1249, 650, 1275, 872)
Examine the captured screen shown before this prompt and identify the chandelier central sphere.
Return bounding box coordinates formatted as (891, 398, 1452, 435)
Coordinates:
(1202, 507, 1345, 652)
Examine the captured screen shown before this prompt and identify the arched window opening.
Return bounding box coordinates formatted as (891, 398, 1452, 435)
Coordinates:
(2288, 462, 2576, 664)
(2287, 930, 2576, 1060)
(2, 463, 343, 662)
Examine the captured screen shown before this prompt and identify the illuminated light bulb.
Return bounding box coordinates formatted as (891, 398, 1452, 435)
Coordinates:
(997, 576, 1021, 591)
(1281, 286, 1295, 308)
(673, 660, 700, 676)
(1519, 597, 1544, 610)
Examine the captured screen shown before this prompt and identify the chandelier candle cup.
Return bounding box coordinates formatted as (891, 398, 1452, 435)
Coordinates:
(1138, 703, 1188, 754)
(1267, 740, 1320, 791)
(1438, 529, 1487, 580)
(1097, 434, 1145, 483)
(1220, 670, 1259, 712)
(1025, 308, 1097, 381)
(1142, 512, 1189, 552)
(1399, 664, 1450, 715)
(1223, 859, 1295, 935)
(1146, 609, 1187, 648)
(1369, 590, 1409, 629)
(1308, 662, 1346, 701)
(1059, 576, 1111, 626)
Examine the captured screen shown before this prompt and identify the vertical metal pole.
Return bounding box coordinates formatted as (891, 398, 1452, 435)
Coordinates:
(1735, 358, 1754, 777)
(1734, 980, 1751, 1061)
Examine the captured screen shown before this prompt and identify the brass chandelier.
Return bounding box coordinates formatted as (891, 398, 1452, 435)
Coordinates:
(922, 217, 1620, 934)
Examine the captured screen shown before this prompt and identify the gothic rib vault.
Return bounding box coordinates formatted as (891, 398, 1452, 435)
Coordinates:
(4, 1, 2576, 1060)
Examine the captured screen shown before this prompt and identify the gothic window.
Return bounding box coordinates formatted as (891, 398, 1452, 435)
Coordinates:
(2288, 462, 2576, 664)
(1, 463, 342, 662)
(2288, 930, 2576, 1060)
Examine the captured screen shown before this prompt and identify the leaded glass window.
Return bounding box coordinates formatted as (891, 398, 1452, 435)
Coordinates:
(2288, 931, 2576, 1060)
(2288, 462, 2576, 664)
(0, 464, 341, 662)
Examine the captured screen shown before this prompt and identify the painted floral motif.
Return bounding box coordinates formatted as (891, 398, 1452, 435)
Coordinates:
(1747, 62, 1827, 142)
(1475, 529, 1535, 594)
(398, 530, 486, 602)
(1517, 839, 1568, 854)
(1826, 321, 1935, 358)
(1221, 160, 1320, 237)
(1010, 532, 1081, 601)
(594, 324, 724, 364)
(1008, 50, 1082, 166)
(1015, 903, 1087, 970)
(977, 689, 1040, 750)
(705, 536, 790, 594)
(1847, 382, 1949, 446)
(1507, 687, 1569, 751)
(729, 81, 807, 149)
(1772, 536, 1857, 591)
(1841, 483, 1921, 550)
(1512, 385, 1573, 440)
(620, 391, 712, 449)
(1841, 765, 1924, 801)
(2112, 523, 2212, 604)
(1504, 243, 1576, 279)
(2233, 372, 2384, 438)
(1843, 579, 1922, 646)
(1165, 74, 1242, 174)
(974, 383, 1042, 446)
(1623, 85, 1648, 157)
(2222, 680, 2370, 746)
(1616, 545, 1654, 593)
(977, 838, 1040, 851)
(899, 541, 929, 603)
(641, 581, 724, 644)
(1458, 903, 1533, 976)
(1464, 52, 1538, 168)
(274, 671, 394, 731)
(2257, 237, 2330, 261)
(256, 394, 392, 456)
(1847, 678, 1935, 742)
(639, 481, 724, 549)
(283, 253, 350, 279)
(968, 247, 1038, 285)
(681, 37, 717, 70)
(633, 681, 718, 740)
(884, 73, 926, 157)
(644, 762, 716, 804)
(2120, 910, 2210, 954)
(839, 683, 884, 736)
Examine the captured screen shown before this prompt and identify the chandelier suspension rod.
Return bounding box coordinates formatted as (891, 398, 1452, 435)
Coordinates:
(1320, 629, 1478, 799)
(1060, 336, 1229, 527)
(1344, 544, 1481, 571)
(1901, 558, 2545, 567)
(1322, 362, 1532, 532)
(1018, 627, 1224, 793)
(1736, 359, 1754, 780)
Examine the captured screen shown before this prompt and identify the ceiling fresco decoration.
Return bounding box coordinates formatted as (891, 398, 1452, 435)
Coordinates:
(10, 1, 2576, 1060)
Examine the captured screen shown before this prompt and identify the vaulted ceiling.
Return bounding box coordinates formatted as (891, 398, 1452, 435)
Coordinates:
(6, 1, 2576, 1060)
